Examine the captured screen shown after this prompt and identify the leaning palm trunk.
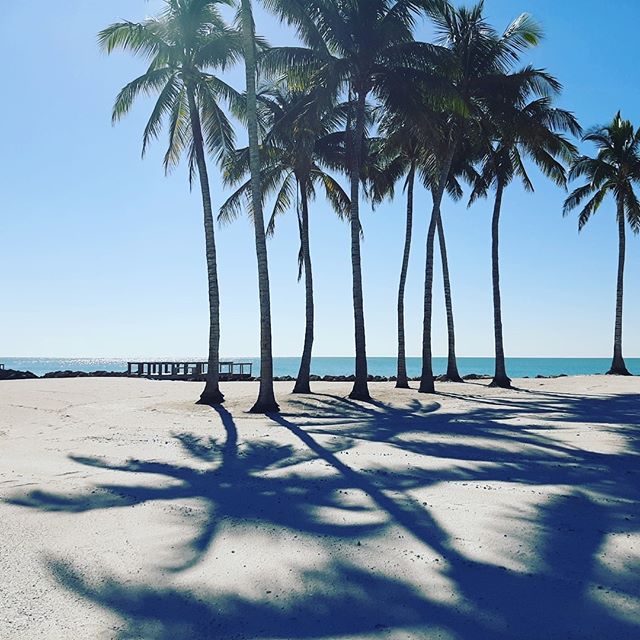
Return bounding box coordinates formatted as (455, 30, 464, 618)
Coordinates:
(396, 164, 415, 389)
(436, 213, 462, 382)
(489, 182, 511, 388)
(187, 86, 224, 405)
(420, 144, 456, 393)
(608, 203, 631, 375)
(348, 89, 371, 401)
(293, 186, 314, 393)
(241, 0, 279, 412)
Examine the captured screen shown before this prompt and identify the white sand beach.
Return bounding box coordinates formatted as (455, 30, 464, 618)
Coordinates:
(1, 376, 638, 639)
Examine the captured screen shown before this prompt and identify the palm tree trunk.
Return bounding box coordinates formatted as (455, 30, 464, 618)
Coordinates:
(489, 182, 511, 388)
(419, 143, 456, 393)
(608, 203, 631, 375)
(293, 184, 314, 393)
(186, 86, 223, 405)
(241, 0, 279, 412)
(348, 88, 371, 401)
(396, 164, 415, 389)
(436, 213, 462, 382)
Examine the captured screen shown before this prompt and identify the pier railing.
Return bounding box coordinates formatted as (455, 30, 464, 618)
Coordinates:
(127, 361, 252, 381)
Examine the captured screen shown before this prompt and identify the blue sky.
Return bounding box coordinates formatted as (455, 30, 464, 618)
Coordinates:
(1, 0, 639, 359)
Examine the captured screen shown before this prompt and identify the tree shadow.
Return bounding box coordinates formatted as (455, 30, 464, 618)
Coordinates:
(9, 406, 384, 572)
(44, 489, 639, 639)
(7, 389, 640, 638)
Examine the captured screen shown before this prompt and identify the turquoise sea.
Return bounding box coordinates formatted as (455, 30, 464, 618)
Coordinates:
(2, 357, 639, 378)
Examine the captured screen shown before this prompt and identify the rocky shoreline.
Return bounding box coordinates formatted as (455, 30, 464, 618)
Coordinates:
(0, 369, 128, 381)
(0, 368, 570, 382)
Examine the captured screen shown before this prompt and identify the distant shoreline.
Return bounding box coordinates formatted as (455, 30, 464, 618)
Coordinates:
(2, 357, 639, 379)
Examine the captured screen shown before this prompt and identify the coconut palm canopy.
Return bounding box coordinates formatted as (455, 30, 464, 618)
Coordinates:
(98, 0, 246, 171)
(564, 113, 640, 376)
(564, 113, 640, 232)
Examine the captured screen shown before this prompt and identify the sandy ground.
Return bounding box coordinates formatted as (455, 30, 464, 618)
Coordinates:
(0, 376, 638, 640)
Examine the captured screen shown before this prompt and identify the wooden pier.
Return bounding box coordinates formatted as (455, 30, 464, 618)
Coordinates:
(127, 360, 253, 381)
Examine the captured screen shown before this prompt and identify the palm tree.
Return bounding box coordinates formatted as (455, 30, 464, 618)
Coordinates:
(418, 1, 545, 393)
(263, 0, 436, 401)
(98, 0, 242, 405)
(367, 127, 420, 389)
(239, 0, 280, 412)
(471, 74, 580, 388)
(219, 83, 350, 394)
(369, 106, 471, 388)
(564, 113, 640, 376)
(425, 123, 479, 384)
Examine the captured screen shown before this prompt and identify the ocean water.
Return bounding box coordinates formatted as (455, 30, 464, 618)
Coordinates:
(2, 356, 639, 378)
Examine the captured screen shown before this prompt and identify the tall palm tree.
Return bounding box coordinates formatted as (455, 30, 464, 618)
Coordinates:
(418, 1, 544, 393)
(369, 107, 471, 388)
(263, 0, 436, 401)
(239, 0, 280, 412)
(471, 74, 580, 387)
(564, 113, 640, 376)
(424, 123, 479, 383)
(219, 83, 350, 394)
(367, 127, 420, 389)
(98, 0, 242, 405)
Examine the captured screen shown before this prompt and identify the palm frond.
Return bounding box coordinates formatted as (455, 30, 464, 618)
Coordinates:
(98, 19, 169, 58)
(266, 172, 297, 235)
(197, 81, 235, 162)
(142, 75, 181, 156)
(164, 85, 191, 172)
(316, 171, 351, 221)
(112, 67, 174, 124)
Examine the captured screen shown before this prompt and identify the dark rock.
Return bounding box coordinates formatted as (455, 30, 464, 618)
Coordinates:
(43, 370, 128, 379)
(92, 370, 127, 377)
(462, 373, 491, 380)
(0, 368, 38, 380)
(43, 370, 90, 378)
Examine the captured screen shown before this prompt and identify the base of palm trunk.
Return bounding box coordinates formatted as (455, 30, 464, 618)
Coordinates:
(606, 363, 632, 375)
(292, 380, 311, 394)
(395, 377, 410, 389)
(349, 379, 371, 402)
(489, 376, 512, 388)
(249, 381, 280, 413)
(441, 373, 464, 383)
(249, 400, 280, 413)
(444, 361, 463, 382)
(418, 379, 435, 393)
(196, 386, 225, 405)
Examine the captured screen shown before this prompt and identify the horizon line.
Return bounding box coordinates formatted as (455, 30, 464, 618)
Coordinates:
(3, 355, 639, 360)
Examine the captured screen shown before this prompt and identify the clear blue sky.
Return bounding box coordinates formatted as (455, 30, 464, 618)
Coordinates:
(1, 0, 638, 359)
